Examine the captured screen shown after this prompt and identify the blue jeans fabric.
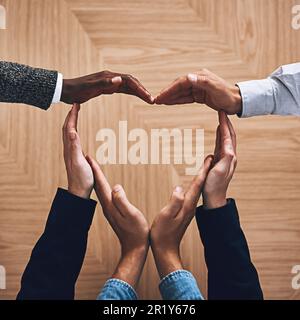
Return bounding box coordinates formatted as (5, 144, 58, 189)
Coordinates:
(97, 270, 204, 300)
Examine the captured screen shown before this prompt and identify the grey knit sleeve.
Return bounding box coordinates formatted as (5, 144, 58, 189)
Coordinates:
(0, 61, 58, 110)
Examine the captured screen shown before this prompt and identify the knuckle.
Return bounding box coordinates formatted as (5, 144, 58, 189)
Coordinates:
(214, 166, 224, 176)
(233, 156, 238, 166)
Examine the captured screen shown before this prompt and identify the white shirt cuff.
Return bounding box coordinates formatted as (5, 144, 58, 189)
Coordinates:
(236, 78, 275, 118)
(51, 72, 63, 104)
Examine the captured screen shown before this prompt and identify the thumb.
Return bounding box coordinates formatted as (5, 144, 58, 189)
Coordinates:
(161, 186, 185, 217)
(184, 155, 214, 209)
(111, 184, 139, 217)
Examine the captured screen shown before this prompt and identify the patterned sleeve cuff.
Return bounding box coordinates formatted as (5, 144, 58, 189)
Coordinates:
(97, 279, 138, 300)
(159, 270, 204, 300)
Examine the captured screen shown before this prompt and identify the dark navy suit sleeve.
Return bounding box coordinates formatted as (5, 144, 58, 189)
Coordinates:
(17, 188, 97, 300)
(196, 199, 263, 300)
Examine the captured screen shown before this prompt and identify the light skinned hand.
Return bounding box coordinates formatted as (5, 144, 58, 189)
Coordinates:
(87, 157, 149, 289)
(61, 70, 154, 105)
(155, 69, 242, 115)
(203, 111, 237, 209)
(63, 103, 94, 199)
(150, 155, 213, 278)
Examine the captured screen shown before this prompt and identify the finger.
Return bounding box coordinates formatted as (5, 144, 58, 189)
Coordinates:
(155, 76, 192, 104)
(86, 156, 113, 208)
(111, 184, 141, 217)
(62, 109, 72, 143)
(218, 111, 234, 155)
(227, 117, 237, 153)
(160, 186, 185, 217)
(63, 104, 82, 158)
(213, 125, 221, 163)
(123, 76, 154, 104)
(181, 155, 214, 216)
(159, 95, 195, 105)
(68, 103, 80, 131)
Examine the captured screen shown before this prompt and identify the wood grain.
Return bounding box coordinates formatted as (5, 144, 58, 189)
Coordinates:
(0, 0, 300, 300)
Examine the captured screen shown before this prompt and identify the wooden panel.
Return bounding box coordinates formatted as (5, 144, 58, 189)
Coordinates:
(0, 0, 300, 300)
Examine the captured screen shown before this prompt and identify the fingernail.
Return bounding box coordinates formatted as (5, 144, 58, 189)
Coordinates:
(175, 186, 183, 193)
(187, 73, 197, 83)
(112, 76, 122, 84)
(113, 184, 122, 193)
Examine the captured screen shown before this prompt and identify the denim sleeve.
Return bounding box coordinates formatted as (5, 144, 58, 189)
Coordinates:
(159, 270, 204, 300)
(97, 279, 138, 300)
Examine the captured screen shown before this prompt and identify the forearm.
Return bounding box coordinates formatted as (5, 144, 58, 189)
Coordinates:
(112, 246, 149, 290)
(196, 199, 263, 300)
(98, 247, 148, 301)
(0, 61, 58, 109)
(237, 62, 300, 117)
(17, 188, 96, 300)
(152, 246, 183, 280)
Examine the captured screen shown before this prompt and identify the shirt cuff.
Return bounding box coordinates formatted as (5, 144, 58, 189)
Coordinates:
(46, 188, 97, 233)
(51, 72, 63, 104)
(236, 78, 275, 118)
(196, 199, 240, 247)
(97, 279, 138, 300)
(159, 270, 204, 300)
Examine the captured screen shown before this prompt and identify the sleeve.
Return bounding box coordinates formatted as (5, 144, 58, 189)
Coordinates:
(237, 62, 300, 117)
(196, 199, 263, 300)
(0, 61, 58, 110)
(17, 188, 97, 300)
(159, 270, 204, 300)
(97, 279, 138, 300)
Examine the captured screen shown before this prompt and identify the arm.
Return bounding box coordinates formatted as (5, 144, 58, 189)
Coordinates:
(0, 61, 154, 110)
(17, 104, 97, 299)
(198, 112, 263, 300)
(0, 61, 58, 109)
(87, 158, 150, 300)
(196, 200, 263, 300)
(17, 189, 96, 300)
(150, 157, 213, 300)
(155, 62, 300, 118)
(237, 63, 300, 117)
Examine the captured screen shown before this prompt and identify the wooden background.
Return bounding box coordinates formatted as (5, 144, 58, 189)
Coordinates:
(0, 0, 300, 300)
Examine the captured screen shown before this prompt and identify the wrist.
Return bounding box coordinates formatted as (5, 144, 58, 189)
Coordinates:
(152, 246, 183, 279)
(61, 79, 74, 104)
(230, 85, 242, 115)
(203, 194, 227, 209)
(68, 186, 91, 200)
(113, 246, 149, 289)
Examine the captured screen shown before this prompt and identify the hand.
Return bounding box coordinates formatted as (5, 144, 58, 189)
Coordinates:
(61, 70, 154, 105)
(87, 157, 149, 288)
(203, 111, 237, 209)
(155, 69, 242, 115)
(63, 103, 94, 199)
(150, 156, 213, 278)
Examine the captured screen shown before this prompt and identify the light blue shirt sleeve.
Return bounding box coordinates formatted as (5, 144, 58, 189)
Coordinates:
(237, 63, 300, 117)
(97, 279, 138, 300)
(159, 270, 204, 300)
